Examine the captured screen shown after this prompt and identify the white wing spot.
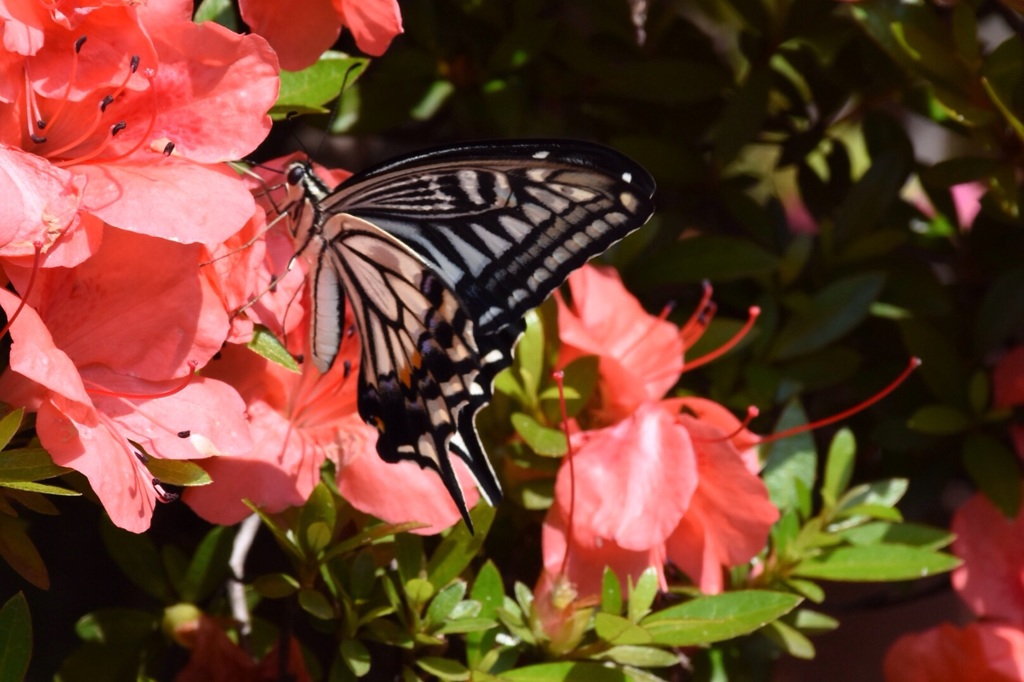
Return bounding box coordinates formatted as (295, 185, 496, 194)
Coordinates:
(533, 150, 550, 159)
(483, 349, 505, 364)
(622, 171, 632, 183)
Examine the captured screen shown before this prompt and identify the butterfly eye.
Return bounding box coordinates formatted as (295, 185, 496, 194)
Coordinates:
(286, 164, 307, 186)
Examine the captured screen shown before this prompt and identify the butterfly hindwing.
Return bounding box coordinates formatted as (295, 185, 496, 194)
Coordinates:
(289, 140, 656, 528)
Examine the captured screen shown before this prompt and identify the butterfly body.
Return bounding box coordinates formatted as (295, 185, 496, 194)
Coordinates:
(284, 140, 656, 528)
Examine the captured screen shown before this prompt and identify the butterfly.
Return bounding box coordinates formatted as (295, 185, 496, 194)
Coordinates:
(281, 140, 656, 529)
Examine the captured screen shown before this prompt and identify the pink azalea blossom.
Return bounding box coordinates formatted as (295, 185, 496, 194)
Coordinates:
(240, 0, 402, 71)
(951, 487, 1024, 626)
(543, 267, 776, 597)
(0, 0, 278, 267)
(0, 228, 251, 532)
(883, 622, 1024, 682)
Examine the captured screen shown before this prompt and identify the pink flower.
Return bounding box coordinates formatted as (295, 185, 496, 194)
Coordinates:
(951, 487, 1024, 626)
(556, 265, 683, 423)
(0, 228, 251, 532)
(0, 0, 278, 266)
(240, 0, 402, 71)
(883, 622, 1024, 682)
(173, 612, 311, 682)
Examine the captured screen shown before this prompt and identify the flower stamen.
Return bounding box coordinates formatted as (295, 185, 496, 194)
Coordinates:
(0, 241, 44, 340)
(683, 306, 761, 372)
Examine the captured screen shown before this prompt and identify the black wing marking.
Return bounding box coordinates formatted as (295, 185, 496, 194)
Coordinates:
(291, 140, 656, 528)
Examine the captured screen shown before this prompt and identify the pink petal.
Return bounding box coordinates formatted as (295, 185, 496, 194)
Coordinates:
(951, 488, 1024, 624)
(76, 159, 255, 245)
(0, 146, 98, 266)
(37, 398, 156, 532)
(18, 227, 228, 380)
(884, 622, 1024, 682)
(239, 0, 342, 72)
(667, 396, 762, 471)
(664, 413, 777, 593)
(542, 503, 666, 600)
(558, 401, 697, 551)
(144, 19, 278, 163)
(336, 0, 403, 57)
(994, 347, 1024, 409)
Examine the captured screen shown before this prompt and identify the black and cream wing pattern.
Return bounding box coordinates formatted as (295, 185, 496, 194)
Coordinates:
(285, 140, 656, 528)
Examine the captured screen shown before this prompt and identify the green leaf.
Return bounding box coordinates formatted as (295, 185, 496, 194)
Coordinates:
(510, 413, 567, 458)
(771, 273, 886, 361)
(298, 587, 335, 620)
(596, 645, 679, 668)
(193, 0, 236, 29)
(300, 483, 337, 555)
(435, 617, 498, 635)
(907, 405, 970, 435)
(253, 572, 300, 598)
(467, 561, 503, 668)
(790, 608, 840, 635)
(762, 619, 815, 659)
(0, 409, 23, 451)
(405, 578, 435, 609)
(594, 613, 652, 646)
(0, 481, 78, 496)
(415, 656, 470, 681)
(143, 458, 212, 487)
(634, 235, 779, 286)
(100, 520, 174, 603)
(0, 446, 71, 483)
(545, 355, 598, 420)
(247, 326, 301, 373)
(427, 504, 494, 588)
(495, 661, 629, 681)
(76, 608, 158, 645)
(274, 52, 369, 119)
(833, 146, 912, 246)
(340, 638, 371, 678)
(0, 592, 31, 682)
(0, 515, 47, 589)
(839, 522, 954, 551)
(641, 591, 802, 646)
(836, 478, 908, 514)
(712, 65, 772, 166)
(821, 429, 855, 508)
(793, 545, 960, 581)
(962, 433, 1021, 518)
(177, 525, 235, 604)
(627, 567, 659, 623)
(976, 269, 1024, 355)
(513, 309, 545, 405)
(601, 567, 623, 615)
(425, 581, 467, 629)
(762, 402, 817, 513)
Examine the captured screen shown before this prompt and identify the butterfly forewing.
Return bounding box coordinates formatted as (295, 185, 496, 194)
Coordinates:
(289, 140, 656, 528)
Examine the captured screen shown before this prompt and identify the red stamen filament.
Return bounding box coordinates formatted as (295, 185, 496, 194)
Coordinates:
(35, 36, 85, 134)
(760, 357, 922, 444)
(689, 406, 760, 443)
(552, 370, 576, 577)
(86, 360, 198, 400)
(678, 280, 714, 342)
(684, 306, 761, 372)
(682, 301, 717, 348)
(0, 242, 43, 339)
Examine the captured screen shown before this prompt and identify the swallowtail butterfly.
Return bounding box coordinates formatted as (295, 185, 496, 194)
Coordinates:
(283, 140, 656, 529)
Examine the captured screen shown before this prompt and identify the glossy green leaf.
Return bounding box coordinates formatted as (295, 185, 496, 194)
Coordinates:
(790, 608, 840, 635)
(274, 52, 369, 119)
(837, 478, 908, 513)
(510, 413, 567, 457)
(627, 567, 659, 623)
(763, 619, 815, 659)
(840, 522, 954, 551)
(771, 273, 886, 361)
(467, 561, 503, 668)
(0, 481, 78, 496)
(0, 446, 71, 483)
(253, 572, 300, 598)
(415, 656, 470, 681)
(641, 591, 801, 646)
(0, 409, 23, 451)
(177, 525, 235, 604)
(141, 458, 211, 487)
(76, 608, 157, 645)
(300, 483, 337, 555)
(906, 405, 970, 435)
(427, 504, 494, 588)
(298, 587, 335, 620)
(0, 515, 47, 589)
(794, 545, 960, 581)
(193, 0, 236, 29)
(963, 433, 1021, 518)
(594, 613, 652, 645)
(762, 402, 817, 513)
(341, 638, 371, 677)
(596, 645, 679, 668)
(0, 592, 31, 682)
(821, 429, 855, 508)
(495, 661, 629, 681)
(247, 326, 301, 373)
(601, 567, 623, 615)
(405, 578, 435, 608)
(425, 581, 467, 628)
